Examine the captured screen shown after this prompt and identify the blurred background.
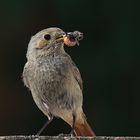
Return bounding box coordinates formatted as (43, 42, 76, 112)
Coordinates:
(0, 0, 140, 136)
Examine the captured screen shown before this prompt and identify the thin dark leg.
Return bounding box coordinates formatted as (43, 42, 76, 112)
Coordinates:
(70, 113, 76, 135)
(36, 117, 53, 136)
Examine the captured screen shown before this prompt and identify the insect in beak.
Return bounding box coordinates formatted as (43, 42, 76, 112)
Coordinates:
(64, 31, 83, 47)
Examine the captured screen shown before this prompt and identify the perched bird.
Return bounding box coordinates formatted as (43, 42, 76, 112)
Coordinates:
(22, 27, 95, 136)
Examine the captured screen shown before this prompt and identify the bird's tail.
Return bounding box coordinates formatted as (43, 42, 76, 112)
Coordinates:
(74, 117, 96, 136)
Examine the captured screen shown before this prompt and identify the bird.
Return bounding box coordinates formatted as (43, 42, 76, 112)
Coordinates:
(22, 27, 96, 136)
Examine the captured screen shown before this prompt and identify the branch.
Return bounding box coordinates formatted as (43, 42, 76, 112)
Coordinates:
(0, 136, 139, 140)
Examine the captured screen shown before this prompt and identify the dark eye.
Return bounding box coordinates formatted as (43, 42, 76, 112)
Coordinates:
(44, 34, 51, 40)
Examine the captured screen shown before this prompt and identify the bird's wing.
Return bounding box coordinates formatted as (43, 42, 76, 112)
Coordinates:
(22, 62, 31, 89)
(71, 60, 83, 91)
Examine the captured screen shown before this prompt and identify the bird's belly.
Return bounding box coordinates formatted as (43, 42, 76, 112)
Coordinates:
(30, 63, 83, 119)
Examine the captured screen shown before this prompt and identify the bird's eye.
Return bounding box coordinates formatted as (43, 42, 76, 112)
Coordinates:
(44, 34, 51, 40)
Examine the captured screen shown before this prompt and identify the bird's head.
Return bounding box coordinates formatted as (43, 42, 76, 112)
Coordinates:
(27, 27, 66, 60)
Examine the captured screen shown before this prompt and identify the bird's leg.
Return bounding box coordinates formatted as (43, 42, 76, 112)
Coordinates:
(70, 113, 76, 136)
(36, 116, 53, 136)
(58, 113, 76, 137)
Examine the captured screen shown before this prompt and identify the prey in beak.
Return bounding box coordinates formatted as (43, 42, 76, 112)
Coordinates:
(64, 31, 83, 47)
(55, 31, 83, 47)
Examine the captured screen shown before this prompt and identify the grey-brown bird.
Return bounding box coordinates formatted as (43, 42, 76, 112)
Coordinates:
(22, 27, 95, 136)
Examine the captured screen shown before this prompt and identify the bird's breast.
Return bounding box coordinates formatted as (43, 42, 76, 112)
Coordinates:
(35, 56, 69, 82)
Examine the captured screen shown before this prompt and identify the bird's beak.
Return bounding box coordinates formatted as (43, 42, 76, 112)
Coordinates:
(56, 33, 66, 43)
